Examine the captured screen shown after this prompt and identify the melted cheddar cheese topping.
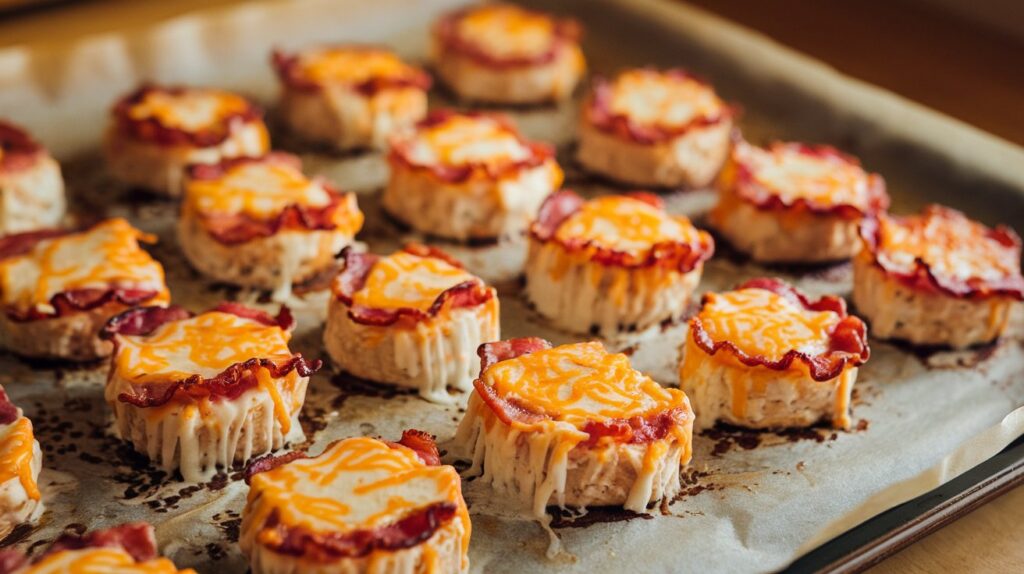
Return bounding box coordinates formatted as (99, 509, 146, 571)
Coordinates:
(554, 196, 703, 255)
(0, 417, 39, 500)
(296, 47, 422, 87)
(402, 114, 530, 169)
(0, 218, 168, 314)
(127, 88, 252, 132)
(350, 251, 478, 312)
(607, 69, 724, 129)
(183, 159, 351, 224)
(23, 548, 195, 574)
(698, 288, 841, 361)
(453, 4, 557, 60)
(875, 210, 1021, 283)
(484, 342, 688, 427)
(247, 437, 470, 554)
(737, 142, 872, 210)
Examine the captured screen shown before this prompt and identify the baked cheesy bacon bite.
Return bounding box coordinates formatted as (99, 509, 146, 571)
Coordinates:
(576, 68, 734, 189)
(0, 218, 169, 361)
(101, 303, 320, 482)
(105, 85, 270, 196)
(325, 244, 499, 404)
(0, 386, 42, 540)
(385, 110, 563, 242)
(431, 3, 585, 105)
(854, 205, 1024, 349)
(0, 121, 65, 234)
(680, 278, 870, 431)
(272, 45, 431, 151)
(241, 430, 470, 574)
(710, 137, 889, 263)
(0, 522, 197, 574)
(525, 190, 714, 338)
(456, 339, 694, 520)
(179, 153, 364, 301)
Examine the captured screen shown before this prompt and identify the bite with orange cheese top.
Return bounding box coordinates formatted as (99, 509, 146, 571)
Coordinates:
(102, 303, 320, 482)
(853, 205, 1024, 348)
(679, 278, 870, 430)
(710, 137, 889, 263)
(0, 385, 43, 540)
(384, 110, 562, 242)
(240, 430, 470, 574)
(576, 68, 734, 188)
(0, 522, 196, 574)
(0, 218, 169, 361)
(525, 190, 714, 338)
(178, 153, 364, 301)
(272, 45, 431, 151)
(431, 4, 585, 104)
(324, 244, 499, 403)
(0, 120, 66, 234)
(104, 85, 270, 196)
(456, 338, 694, 523)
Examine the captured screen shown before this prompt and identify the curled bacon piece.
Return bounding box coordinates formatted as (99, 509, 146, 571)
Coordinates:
(0, 120, 44, 172)
(728, 140, 889, 219)
(0, 228, 73, 260)
(387, 110, 555, 184)
(433, 6, 581, 69)
(271, 46, 432, 95)
(244, 450, 309, 484)
(332, 245, 493, 327)
(7, 287, 163, 323)
(530, 189, 715, 272)
(186, 154, 360, 245)
(388, 429, 442, 466)
(477, 337, 551, 373)
(0, 385, 18, 425)
(104, 303, 319, 408)
(859, 207, 1024, 300)
(690, 278, 870, 382)
(111, 84, 263, 148)
(260, 502, 457, 561)
(580, 409, 691, 448)
(585, 70, 735, 144)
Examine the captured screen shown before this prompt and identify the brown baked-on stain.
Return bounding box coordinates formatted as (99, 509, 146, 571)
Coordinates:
(329, 372, 417, 409)
(548, 506, 654, 529)
(0, 523, 34, 548)
(700, 422, 850, 456)
(212, 511, 242, 543)
(883, 336, 1002, 370)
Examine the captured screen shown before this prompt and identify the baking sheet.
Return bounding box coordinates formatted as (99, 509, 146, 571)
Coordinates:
(1, 0, 1023, 572)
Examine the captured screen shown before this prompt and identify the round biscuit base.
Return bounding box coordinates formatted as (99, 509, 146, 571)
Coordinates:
(0, 303, 126, 361)
(279, 86, 427, 151)
(0, 155, 66, 234)
(432, 44, 583, 105)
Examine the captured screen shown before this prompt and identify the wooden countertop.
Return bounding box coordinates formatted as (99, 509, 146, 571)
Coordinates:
(0, 1, 1021, 572)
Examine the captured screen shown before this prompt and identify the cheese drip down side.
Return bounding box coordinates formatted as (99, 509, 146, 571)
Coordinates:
(454, 5, 557, 60)
(553, 196, 703, 257)
(606, 69, 723, 129)
(246, 437, 470, 559)
(351, 251, 479, 313)
(0, 218, 168, 313)
(127, 89, 252, 133)
(697, 288, 842, 361)
(402, 115, 531, 169)
(0, 417, 40, 500)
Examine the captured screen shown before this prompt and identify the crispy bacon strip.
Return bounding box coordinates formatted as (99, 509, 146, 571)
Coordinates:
(260, 503, 457, 561)
(0, 228, 73, 260)
(690, 278, 870, 382)
(0, 120, 44, 172)
(387, 110, 555, 184)
(332, 245, 493, 327)
(271, 46, 432, 95)
(387, 429, 442, 466)
(530, 189, 715, 272)
(580, 409, 691, 447)
(0, 385, 18, 425)
(244, 450, 309, 484)
(728, 140, 889, 219)
(112, 84, 263, 148)
(585, 70, 734, 144)
(6, 288, 163, 323)
(103, 304, 319, 408)
(433, 7, 581, 69)
(186, 154, 359, 245)
(859, 207, 1024, 300)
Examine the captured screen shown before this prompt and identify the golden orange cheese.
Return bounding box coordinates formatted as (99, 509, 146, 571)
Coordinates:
(606, 70, 724, 130)
(350, 251, 479, 313)
(247, 437, 470, 562)
(554, 195, 705, 256)
(735, 142, 873, 210)
(126, 88, 253, 133)
(402, 114, 532, 170)
(454, 5, 557, 60)
(0, 417, 39, 501)
(696, 288, 841, 362)
(22, 548, 196, 574)
(296, 47, 422, 87)
(0, 218, 169, 313)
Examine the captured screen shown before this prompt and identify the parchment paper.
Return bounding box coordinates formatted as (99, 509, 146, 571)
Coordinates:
(0, 1, 1022, 573)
